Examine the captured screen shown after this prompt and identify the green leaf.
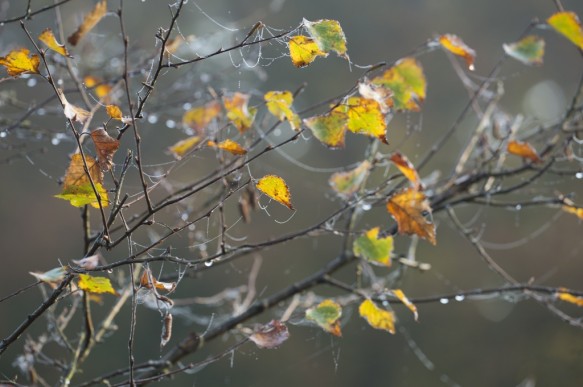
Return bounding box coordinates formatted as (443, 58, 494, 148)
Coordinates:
(371, 57, 426, 111)
(329, 160, 371, 198)
(306, 299, 342, 336)
(303, 108, 348, 148)
(353, 227, 394, 267)
(303, 19, 348, 57)
(503, 35, 545, 66)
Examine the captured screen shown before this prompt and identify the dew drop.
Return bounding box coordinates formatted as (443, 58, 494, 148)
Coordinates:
(181, 213, 188, 221)
(455, 295, 465, 302)
(361, 203, 372, 211)
(27, 78, 37, 87)
(204, 260, 213, 267)
(440, 298, 449, 304)
(165, 119, 176, 129)
(576, 172, 583, 179)
(183, 102, 192, 110)
(514, 204, 522, 211)
(273, 128, 281, 137)
(51, 136, 60, 145)
(37, 108, 46, 116)
(0, 131, 7, 138)
(147, 114, 158, 124)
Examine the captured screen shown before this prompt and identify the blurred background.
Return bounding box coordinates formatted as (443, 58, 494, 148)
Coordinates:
(1, 0, 583, 386)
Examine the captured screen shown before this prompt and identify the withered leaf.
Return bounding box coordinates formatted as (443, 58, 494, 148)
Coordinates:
(90, 128, 120, 172)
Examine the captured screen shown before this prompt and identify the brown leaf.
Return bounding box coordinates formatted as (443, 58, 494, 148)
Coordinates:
(55, 153, 108, 208)
(68, 0, 108, 46)
(249, 320, 290, 349)
(140, 268, 176, 292)
(387, 187, 436, 245)
(90, 128, 120, 172)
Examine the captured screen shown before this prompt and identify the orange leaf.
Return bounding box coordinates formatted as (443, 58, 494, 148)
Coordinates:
(207, 139, 247, 155)
(140, 268, 176, 292)
(392, 289, 418, 321)
(223, 92, 257, 133)
(507, 140, 541, 163)
(0, 48, 40, 77)
(68, 0, 108, 46)
(439, 34, 476, 70)
(390, 152, 421, 189)
(386, 187, 436, 245)
(256, 175, 294, 210)
(359, 299, 395, 334)
(90, 128, 120, 172)
(106, 104, 123, 120)
(557, 289, 583, 307)
(182, 101, 222, 134)
(38, 28, 70, 57)
(84, 75, 112, 101)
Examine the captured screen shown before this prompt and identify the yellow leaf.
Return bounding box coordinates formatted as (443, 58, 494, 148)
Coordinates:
(264, 90, 301, 130)
(387, 187, 436, 245)
(68, 0, 108, 46)
(392, 289, 418, 321)
(303, 108, 348, 148)
(90, 128, 120, 172)
(78, 273, 116, 295)
(55, 154, 108, 208)
(106, 104, 123, 120)
(288, 35, 328, 68)
(306, 299, 343, 336)
(370, 57, 426, 111)
(353, 227, 393, 267)
(329, 160, 371, 198)
(359, 299, 395, 334)
(343, 96, 387, 143)
(507, 140, 542, 163)
(547, 11, 583, 50)
(223, 92, 257, 133)
(38, 28, 70, 57)
(84, 75, 112, 101)
(207, 139, 247, 155)
(182, 101, 222, 134)
(562, 198, 583, 220)
(439, 34, 476, 70)
(168, 136, 201, 159)
(557, 290, 583, 307)
(256, 175, 294, 210)
(0, 48, 40, 77)
(303, 19, 348, 57)
(390, 152, 421, 189)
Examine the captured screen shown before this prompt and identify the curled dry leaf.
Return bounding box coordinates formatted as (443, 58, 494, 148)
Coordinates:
(507, 140, 542, 163)
(249, 320, 290, 349)
(68, 0, 108, 46)
(391, 289, 418, 321)
(57, 89, 91, 124)
(386, 187, 436, 245)
(0, 48, 40, 77)
(90, 128, 120, 172)
(72, 254, 100, 270)
(38, 28, 70, 57)
(390, 152, 421, 189)
(439, 34, 476, 70)
(256, 175, 294, 210)
(161, 314, 173, 347)
(140, 268, 176, 293)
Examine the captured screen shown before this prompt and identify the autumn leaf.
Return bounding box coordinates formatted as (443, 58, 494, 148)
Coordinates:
(256, 175, 294, 210)
(353, 227, 394, 267)
(390, 152, 421, 189)
(386, 187, 436, 245)
(78, 273, 116, 295)
(358, 81, 393, 113)
(303, 108, 348, 148)
(329, 160, 371, 198)
(303, 19, 348, 57)
(557, 289, 583, 307)
(38, 28, 70, 57)
(57, 88, 91, 124)
(68, 0, 108, 46)
(503, 35, 545, 66)
(359, 299, 395, 334)
(72, 255, 100, 270)
(547, 11, 583, 50)
(371, 57, 426, 111)
(207, 139, 247, 155)
(249, 320, 290, 349)
(165, 35, 184, 56)
(182, 101, 221, 134)
(90, 128, 120, 172)
(306, 299, 343, 336)
(140, 268, 176, 292)
(106, 104, 123, 120)
(0, 48, 40, 77)
(30, 267, 67, 285)
(223, 92, 257, 133)
(168, 136, 201, 159)
(439, 34, 476, 70)
(55, 154, 108, 208)
(264, 90, 301, 130)
(392, 289, 418, 321)
(288, 35, 328, 68)
(342, 96, 387, 143)
(507, 140, 542, 163)
(84, 75, 112, 101)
